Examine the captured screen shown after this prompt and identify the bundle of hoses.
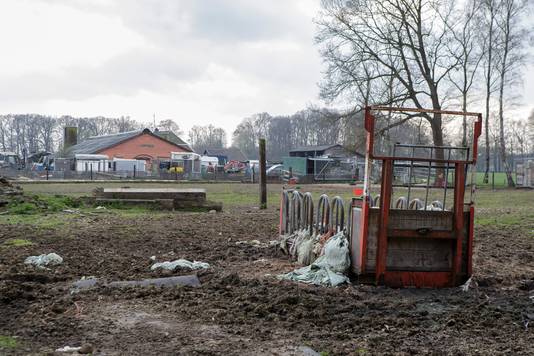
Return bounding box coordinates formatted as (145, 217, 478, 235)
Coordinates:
(278, 191, 351, 286)
(279, 192, 348, 267)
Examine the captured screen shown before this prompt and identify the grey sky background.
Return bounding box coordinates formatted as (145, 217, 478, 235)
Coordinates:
(0, 0, 532, 136)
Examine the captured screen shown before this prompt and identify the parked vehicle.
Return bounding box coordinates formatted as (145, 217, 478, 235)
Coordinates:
(224, 160, 246, 173)
(266, 164, 283, 178)
(0, 152, 20, 169)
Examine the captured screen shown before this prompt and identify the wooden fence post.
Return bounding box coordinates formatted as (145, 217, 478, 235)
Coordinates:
(259, 139, 267, 209)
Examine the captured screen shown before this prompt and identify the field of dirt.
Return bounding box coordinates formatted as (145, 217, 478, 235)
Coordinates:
(1, 199, 533, 354)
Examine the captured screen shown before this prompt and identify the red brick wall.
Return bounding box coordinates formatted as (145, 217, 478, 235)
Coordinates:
(97, 133, 188, 168)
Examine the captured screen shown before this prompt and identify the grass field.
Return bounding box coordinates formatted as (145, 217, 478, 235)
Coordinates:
(472, 172, 516, 187)
(10, 181, 534, 236)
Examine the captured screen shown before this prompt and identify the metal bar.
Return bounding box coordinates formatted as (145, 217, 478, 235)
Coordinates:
(392, 144, 469, 150)
(452, 163, 466, 285)
(359, 196, 370, 274)
(464, 148, 470, 188)
(388, 229, 454, 239)
(391, 184, 458, 189)
(369, 106, 481, 117)
(370, 156, 475, 164)
(407, 146, 415, 205)
(443, 148, 452, 210)
(389, 162, 455, 169)
(376, 159, 393, 284)
(424, 147, 432, 210)
(467, 205, 475, 277)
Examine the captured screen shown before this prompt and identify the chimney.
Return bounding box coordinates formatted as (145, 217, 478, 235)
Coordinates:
(64, 127, 78, 150)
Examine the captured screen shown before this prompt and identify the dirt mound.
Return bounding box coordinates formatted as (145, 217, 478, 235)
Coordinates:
(0, 176, 23, 208)
(0, 176, 22, 196)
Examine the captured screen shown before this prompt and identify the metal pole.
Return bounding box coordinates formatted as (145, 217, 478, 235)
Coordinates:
(259, 138, 267, 209)
(134, 164, 136, 178)
(90, 164, 93, 181)
(424, 147, 433, 209)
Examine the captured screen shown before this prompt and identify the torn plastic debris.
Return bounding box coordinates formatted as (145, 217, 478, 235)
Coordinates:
(235, 240, 279, 248)
(277, 232, 350, 287)
(24, 253, 63, 268)
(71, 275, 201, 292)
(56, 346, 82, 353)
(150, 259, 209, 271)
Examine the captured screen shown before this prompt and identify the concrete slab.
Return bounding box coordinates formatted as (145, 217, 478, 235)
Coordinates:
(98, 188, 206, 201)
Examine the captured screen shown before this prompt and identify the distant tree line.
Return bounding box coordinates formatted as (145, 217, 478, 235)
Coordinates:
(0, 114, 141, 157)
(231, 107, 431, 161)
(315, 0, 533, 186)
(0, 115, 193, 157)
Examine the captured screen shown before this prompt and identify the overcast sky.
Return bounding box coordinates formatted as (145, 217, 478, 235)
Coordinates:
(0, 0, 532, 136)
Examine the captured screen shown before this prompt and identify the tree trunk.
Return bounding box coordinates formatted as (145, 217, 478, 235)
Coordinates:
(497, 6, 515, 188)
(483, 1, 495, 184)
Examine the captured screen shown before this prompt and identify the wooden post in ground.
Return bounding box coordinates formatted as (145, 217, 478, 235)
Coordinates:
(259, 139, 267, 209)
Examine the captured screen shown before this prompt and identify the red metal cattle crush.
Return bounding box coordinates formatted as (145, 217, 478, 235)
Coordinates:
(279, 106, 482, 288)
(352, 106, 482, 287)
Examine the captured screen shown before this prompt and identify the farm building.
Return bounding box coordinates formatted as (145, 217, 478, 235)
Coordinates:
(202, 147, 247, 166)
(65, 128, 192, 171)
(283, 144, 364, 182)
(288, 144, 354, 158)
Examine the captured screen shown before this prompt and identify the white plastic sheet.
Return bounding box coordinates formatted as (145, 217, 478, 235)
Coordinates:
(24, 253, 63, 267)
(150, 259, 209, 271)
(278, 232, 350, 287)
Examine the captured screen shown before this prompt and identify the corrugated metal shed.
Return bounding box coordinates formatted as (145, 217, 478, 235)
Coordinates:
(65, 128, 192, 158)
(289, 144, 341, 153)
(65, 130, 142, 157)
(203, 147, 247, 163)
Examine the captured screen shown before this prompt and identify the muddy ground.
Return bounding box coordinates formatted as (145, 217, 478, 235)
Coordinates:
(1, 206, 533, 355)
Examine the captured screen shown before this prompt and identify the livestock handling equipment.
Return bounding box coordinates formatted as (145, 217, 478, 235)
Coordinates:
(279, 106, 482, 288)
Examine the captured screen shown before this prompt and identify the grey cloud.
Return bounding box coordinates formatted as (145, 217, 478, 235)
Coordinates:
(0, 46, 209, 101)
(43, 0, 312, 44)
(2, 0, 322, 110)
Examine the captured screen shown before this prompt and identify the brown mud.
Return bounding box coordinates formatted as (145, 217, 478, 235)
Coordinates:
(0, 208, 533, 355)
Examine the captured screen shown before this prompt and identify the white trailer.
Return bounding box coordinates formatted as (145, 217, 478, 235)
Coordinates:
(74, 154, 109, 172)
(171, 152, 201, 177)
(111, 158, 146, 172)
(516, 160, 534, 188)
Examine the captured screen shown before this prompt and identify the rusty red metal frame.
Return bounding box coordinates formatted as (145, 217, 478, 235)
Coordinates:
(365, 106, 482, 164)
(361, 106, 481, 288)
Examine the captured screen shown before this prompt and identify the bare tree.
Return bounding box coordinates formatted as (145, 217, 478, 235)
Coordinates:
(495, 0, 529, 187)
(447, 0, 484, 146)
(316, 0, 463, 159)
(157, 119, 183, 135)
(480, 0, 499, 183)
(188, 125, 227, 153)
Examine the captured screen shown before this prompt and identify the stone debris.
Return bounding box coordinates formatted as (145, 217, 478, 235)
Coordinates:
(55, 346, 82, 353)
(235, 240, 279, 248)
(24, 253, 63, 268)
(150, 259, 209, 271)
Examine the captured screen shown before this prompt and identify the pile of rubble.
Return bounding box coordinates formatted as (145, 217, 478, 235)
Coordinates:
(0, 176, 23, 207)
